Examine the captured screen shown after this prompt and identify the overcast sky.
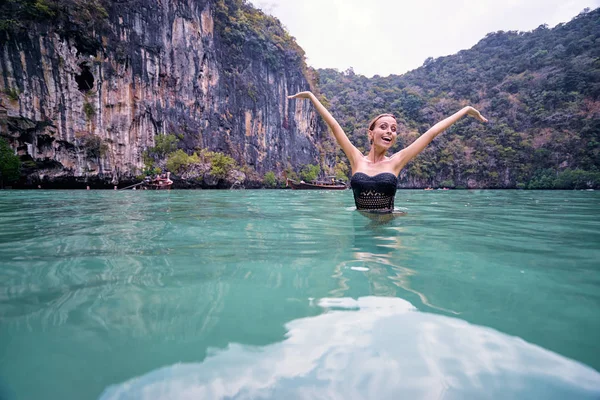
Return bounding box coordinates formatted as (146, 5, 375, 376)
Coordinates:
(253, 0, 600, 77)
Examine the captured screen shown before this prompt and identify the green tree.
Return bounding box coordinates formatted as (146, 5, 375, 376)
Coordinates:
(153, 134, 179, 157)
(166, 150, 200, 173)
(0, 138, 21, 187)
(527, 169, 556, 189)
(83, 101, 95, 119)
(300, 164, 321, 182)
(554, 169, 600, 189)
(284, 167, 298, 181)
(263, 171, 277, 187)
(143, 134, 180, 173)
(207, 152, 237, 179)
(333, 161, 349, 181)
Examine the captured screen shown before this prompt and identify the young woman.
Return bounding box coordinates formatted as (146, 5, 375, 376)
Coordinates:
(288, 91, 488, 213)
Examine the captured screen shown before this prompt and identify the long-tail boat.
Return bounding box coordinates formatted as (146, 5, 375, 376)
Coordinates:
(119, 172, 172, 190)
(144, 171, 173, 190)
(144, 177, 173, 190)
(286, 177, 347, 190)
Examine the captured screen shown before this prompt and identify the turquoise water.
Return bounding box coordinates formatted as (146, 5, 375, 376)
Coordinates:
(1, 189, 599, 399)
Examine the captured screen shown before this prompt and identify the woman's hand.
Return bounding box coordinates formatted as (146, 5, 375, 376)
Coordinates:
(465, 106, 488, 123)
(396, 105, 488, 170)
(287, 90, 363, 167)
(288, 91, 314, 100)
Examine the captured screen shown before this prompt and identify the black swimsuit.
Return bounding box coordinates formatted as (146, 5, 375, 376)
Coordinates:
(350, 172, 398, 212)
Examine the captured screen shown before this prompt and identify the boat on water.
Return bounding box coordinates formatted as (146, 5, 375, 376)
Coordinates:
(120, 172, 173, 191)
(286, 178, 347, 190)
(143, 177, 173, 190)
(143, 172, 173, 190)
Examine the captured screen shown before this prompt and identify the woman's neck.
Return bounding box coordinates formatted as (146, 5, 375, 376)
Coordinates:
(368, 148, 387, 164)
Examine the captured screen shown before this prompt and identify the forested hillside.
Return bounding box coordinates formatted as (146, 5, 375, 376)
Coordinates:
(317, 8, 600, 189)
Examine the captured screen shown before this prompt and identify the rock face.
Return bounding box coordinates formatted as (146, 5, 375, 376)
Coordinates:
(0, 0, 324, 185)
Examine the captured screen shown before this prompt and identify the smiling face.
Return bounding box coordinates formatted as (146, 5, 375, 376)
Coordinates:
(368, 114, 398, 150)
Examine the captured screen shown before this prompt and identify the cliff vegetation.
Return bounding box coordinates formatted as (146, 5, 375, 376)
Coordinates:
(0, 137, 21, 187)
(0, 0, 110, 54)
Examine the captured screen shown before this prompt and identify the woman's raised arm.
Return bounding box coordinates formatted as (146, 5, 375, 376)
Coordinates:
(393, 106, 487, 170)
(289, 91, 362, 168)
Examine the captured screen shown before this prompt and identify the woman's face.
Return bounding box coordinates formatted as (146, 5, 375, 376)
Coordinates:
(368, 116, 397, 150)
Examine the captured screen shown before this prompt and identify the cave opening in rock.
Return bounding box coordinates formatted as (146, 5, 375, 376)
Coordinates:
(75, 64, 94, 92)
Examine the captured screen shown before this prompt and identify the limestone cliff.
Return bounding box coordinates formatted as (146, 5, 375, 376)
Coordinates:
(0, 0, 325, 186)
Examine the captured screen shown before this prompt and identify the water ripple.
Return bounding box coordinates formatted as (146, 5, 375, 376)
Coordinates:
(1, 189, 599, 400)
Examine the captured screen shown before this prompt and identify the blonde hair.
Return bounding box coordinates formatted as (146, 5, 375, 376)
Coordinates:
(368, 114, 396, 131)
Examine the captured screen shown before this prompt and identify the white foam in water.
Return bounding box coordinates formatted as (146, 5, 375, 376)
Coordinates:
(100, 297, 600, 400)
(350, 266, 369, 272)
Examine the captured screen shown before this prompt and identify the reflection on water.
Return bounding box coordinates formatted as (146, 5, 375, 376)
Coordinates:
(341, 214, 459, 314)
(100, 297, 600, 400)
(1, 190, 599, 400)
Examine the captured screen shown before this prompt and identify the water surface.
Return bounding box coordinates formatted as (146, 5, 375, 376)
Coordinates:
(0, 189, 599, 399)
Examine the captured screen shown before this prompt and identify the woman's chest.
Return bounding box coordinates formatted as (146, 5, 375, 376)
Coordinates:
(352, 158, 397, 176)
